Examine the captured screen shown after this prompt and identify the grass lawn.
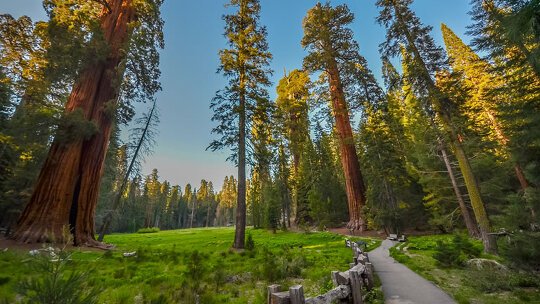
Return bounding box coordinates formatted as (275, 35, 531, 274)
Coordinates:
(0, 227, 381, 303)
(389, 235, 540, 304)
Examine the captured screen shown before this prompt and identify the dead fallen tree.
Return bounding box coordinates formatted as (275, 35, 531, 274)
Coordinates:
(267, 239, 375, 304)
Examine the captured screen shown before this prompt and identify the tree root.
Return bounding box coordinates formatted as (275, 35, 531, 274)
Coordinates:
(78, 236, 115, 250)
(346, 218, 367, 232)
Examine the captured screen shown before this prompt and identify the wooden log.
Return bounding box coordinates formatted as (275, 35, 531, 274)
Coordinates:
(305, 285, 350, 304)
(271, 291, 291, 304)
(289, 285, 305, 304)
(364, 262, 374, 290)
(350, 263, 366, 273)
(349, 262, 356, 269)
(357, 254, 367, 265)
(352, 243, 359, 258)
(331, 271, 339, 287)
(334, 271, 350, 285)
(350, 269, 364, 304)
(268, 285, 281, 304)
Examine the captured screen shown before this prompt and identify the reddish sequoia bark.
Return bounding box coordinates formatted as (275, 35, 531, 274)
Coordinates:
(13, 0, 135, 246)
(326, 60, 367, 232)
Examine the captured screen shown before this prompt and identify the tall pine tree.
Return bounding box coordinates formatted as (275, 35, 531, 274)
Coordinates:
(209, 0, 272, 249)
(376, 0, 497, 253)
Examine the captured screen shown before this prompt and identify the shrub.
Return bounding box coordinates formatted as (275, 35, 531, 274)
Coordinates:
(433, 234, 481, 267)
(433, 240, 464, 267)
(137, 227, 160, 234)
(465, 270, 514, 292)
(453, 234, 481, 258)
(0, 276, 10, 286)
(245, 232, 255, 251)
(211, 264, 226, 292)
(260, 248, 282, 282)
(186, 250, 208, 293)
(17, 247, 99, 304)
(500, 232, 540, 269)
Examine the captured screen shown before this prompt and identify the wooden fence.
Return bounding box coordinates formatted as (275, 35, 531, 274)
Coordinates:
(267, 239, 375, 304)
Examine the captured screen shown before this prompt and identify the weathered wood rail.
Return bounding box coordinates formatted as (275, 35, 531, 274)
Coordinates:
(268, 239, 375, 304)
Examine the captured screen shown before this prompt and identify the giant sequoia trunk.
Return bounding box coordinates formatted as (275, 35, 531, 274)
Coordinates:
(327, 60, 367, 232)
(13, 0, 135, 246)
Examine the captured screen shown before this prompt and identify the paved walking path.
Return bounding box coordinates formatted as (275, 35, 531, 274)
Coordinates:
(369, 240, 456, 304)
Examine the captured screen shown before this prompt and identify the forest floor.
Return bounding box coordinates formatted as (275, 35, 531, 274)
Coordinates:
(0, 227, 381, 303)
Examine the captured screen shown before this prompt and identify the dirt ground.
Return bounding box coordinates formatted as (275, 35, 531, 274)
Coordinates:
(327, 227, 386, 238)
(0, 237, 104, 252)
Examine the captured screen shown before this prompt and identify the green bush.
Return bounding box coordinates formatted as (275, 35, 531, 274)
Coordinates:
(500, 232, 540, 269)
(260, 248, 282, 282)
(137, 227, 160, 234)
(245, 232, 255, 251)
(0, 276, 10, 286)
(433, 240, 463, 267)
(433, 234, 481, 267)
(17, 248, 99, 304)
(468, 271, 502, 293)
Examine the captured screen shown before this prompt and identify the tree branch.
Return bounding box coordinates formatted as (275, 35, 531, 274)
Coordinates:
(93, 0, 112, 14)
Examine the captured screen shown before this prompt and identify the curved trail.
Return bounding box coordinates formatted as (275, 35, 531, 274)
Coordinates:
(369, 240, 456, 304)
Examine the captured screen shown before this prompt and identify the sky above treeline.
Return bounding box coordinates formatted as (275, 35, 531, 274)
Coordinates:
(1, 0, 472, 190)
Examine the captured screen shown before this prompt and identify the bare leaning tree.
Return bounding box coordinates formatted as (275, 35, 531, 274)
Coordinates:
(97, 101, 159, 242)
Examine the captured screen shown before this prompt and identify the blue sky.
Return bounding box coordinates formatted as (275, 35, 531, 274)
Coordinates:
(1, 0, 472, 189)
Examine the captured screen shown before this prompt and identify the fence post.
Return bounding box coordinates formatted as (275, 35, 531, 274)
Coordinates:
(331, 271, 339, 287)
(365, 262, 374, 290)
(350, 269, 364, 304)
(289, 285, 305, 304)
(268, 284, 281, 304)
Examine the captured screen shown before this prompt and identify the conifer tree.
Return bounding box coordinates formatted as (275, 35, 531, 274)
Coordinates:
(301, 3, 369, 231)
(0, 15, 63, 228)
(276, 143, 292, 228)
(216, 176, 237, 227)
(276, 69, 311, 175)
(97, 101, 159, 241)
(468, 0, 540, 78)
(468, 2, 540, 226)
(308, 126, 348, 227)
(12, 0, 164, 246)
(275, 69, 311, 224)
(441, 24, 531, 191)
(209, 0, 272, 249)
(376, 0, 497, 253)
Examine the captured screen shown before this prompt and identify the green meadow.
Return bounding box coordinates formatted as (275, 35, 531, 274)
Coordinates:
(0, 228, 380, 303)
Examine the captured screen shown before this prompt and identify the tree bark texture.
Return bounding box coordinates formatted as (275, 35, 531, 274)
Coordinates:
(326, 60, 367, 232)
(233, 81, 247, 249)
(440, 144, 481, 238)
(13, 0, 135, 246)
(448, 122, 497, 253)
